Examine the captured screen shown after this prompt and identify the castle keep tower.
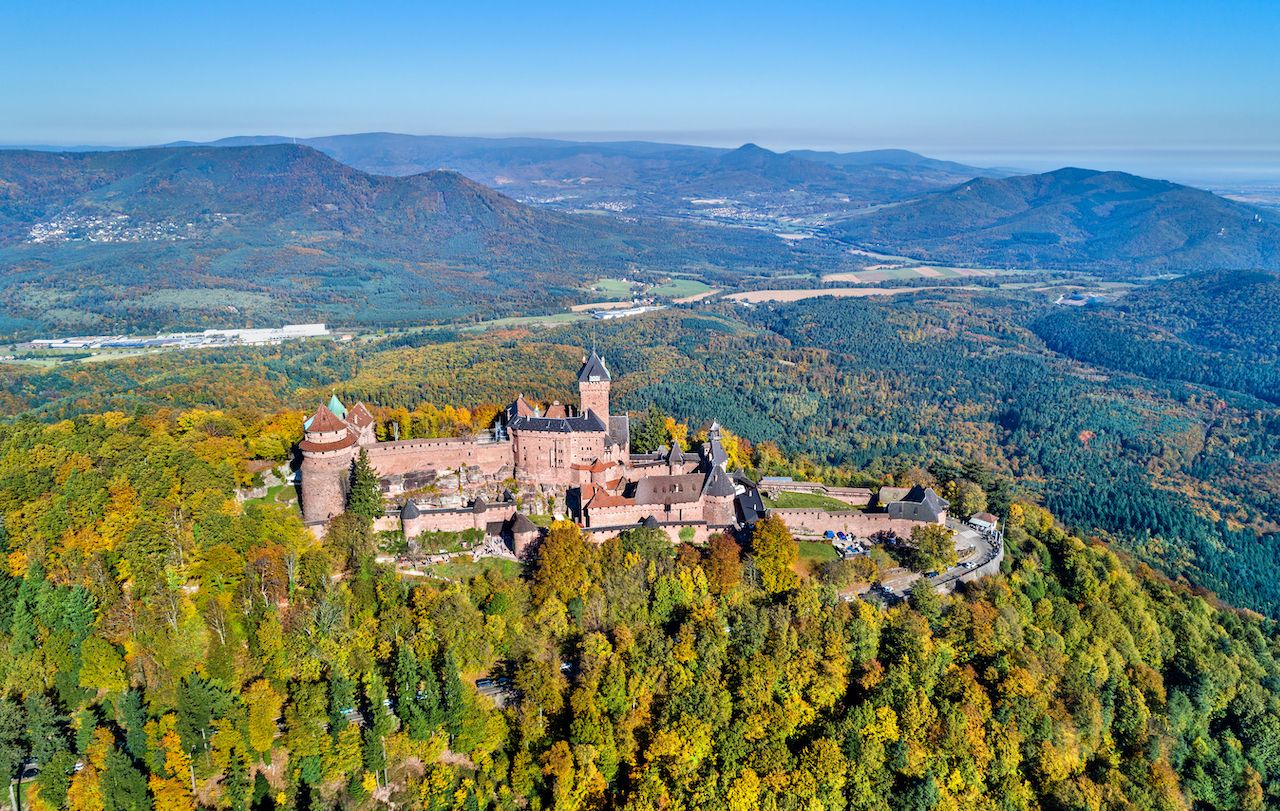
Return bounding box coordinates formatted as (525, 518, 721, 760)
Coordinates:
(578, 350, 611, 423)
(300, 402, 357, 523)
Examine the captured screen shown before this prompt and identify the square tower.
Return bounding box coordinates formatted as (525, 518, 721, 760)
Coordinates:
(577, 350, 611, 423)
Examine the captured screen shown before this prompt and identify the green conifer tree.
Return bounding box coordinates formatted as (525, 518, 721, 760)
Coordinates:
(347, 449, 382, 520)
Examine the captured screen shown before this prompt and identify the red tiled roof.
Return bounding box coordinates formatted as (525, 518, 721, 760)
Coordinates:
(512, 394, 537, 417)
(571, 458, 613, 473)
(347, 402, 375, 428)
(582, 482, 633, 509)
(307, 404, 347, 433)
(300, 433, 357, 453)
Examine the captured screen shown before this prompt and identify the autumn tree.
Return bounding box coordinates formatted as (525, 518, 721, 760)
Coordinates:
(533, 520, 592, 604)
(950, 479, 988, 519)
(905, 524, 957, 572)
(629, 405, 669, 453)
(750, 515, 799, 594)
(704, 533, 742, 595)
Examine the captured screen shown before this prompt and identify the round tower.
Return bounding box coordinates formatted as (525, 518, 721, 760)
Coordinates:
(299, 404, 358, 523)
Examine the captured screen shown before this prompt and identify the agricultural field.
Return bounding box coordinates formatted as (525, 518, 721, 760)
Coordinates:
(822, 265, 998, 283)
(727, 286, 970, 302)
(588, 277, 639, 298)
(648, 278, 713, 299)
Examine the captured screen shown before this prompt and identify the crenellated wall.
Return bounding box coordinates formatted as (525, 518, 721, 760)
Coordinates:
(402, 503, 517, 538)
(366, 437, 513, 477)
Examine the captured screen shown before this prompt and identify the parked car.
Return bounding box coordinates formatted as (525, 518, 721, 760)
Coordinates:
(824, 530, 836, 539)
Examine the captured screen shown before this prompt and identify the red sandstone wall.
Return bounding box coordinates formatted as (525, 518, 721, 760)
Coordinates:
(579, 381, 609, 424)
(402, 505, 516, 537)
(582, 523, 715, 545)
(514, 431, 606, 485)
(367, 438, 513, 477)
(586, 499, 708, 528)
(770, 509, 928, 538)
(301, 453, 352, 523)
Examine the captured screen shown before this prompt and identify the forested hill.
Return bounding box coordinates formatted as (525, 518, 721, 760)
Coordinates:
(182, 133, 999, 202)
(831, 167, 1280, 271)
(1, 408, 1280, 808)
(0, 144, 841, 335)
(1030, 270, 1280, 404)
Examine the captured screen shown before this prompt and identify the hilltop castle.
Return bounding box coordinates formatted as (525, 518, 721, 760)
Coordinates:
(299, 351, 765, 552)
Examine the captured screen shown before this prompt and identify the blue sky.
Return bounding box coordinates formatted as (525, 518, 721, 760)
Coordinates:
(4, 0, 1279, 180)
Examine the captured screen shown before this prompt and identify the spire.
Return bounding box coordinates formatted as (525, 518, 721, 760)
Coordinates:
(326, 393, 347, 420)
(578, 350, 611, 383)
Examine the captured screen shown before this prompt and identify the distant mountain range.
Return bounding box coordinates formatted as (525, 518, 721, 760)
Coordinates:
(3, 137, 1280, 337)
(11, 133, 1004, 221)
(0, 144, 849, 336)
(832, 167, 1280, 271)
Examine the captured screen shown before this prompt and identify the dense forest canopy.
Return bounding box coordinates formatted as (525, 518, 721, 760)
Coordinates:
(1, 272, 1277, 616)
(1, 407, 1279, 810)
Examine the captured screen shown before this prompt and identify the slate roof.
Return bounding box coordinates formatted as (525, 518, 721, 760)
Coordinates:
(401, 500, 421, 520)
(704, 422, 729, 469)
(887, 485, 949, 523)
(608, 415, 630, 449)
(736, 491, 765, 525)
(903, 484, 949, 510)
(578, 351, 611, 383)
(703, 467, 737, 498)
(508, 409, 609, 434)
(634, 473, 706, 506)
(511, 513, 538, 534)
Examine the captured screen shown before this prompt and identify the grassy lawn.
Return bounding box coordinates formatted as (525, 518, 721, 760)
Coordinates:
(796, 541, 840, 576)
(649, 278, 712, 299)
(245, 482, 297, 508)
(590, 278, 637, 298)
(763, 490, 859, 511)
(425, 557, 521, 580)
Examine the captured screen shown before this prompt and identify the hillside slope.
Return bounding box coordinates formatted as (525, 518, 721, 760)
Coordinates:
(832, 167, 1280, 271)
(163, 134, 999, 217)
(0, 144, 843, 335)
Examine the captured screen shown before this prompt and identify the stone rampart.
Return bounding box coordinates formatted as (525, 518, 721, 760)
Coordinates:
(770, 508, 928, 539)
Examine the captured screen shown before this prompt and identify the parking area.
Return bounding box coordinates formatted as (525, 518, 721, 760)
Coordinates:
(815, 517, 1003, 600)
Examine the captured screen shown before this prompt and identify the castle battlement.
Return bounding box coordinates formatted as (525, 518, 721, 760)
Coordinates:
(298, 350, 758, 551)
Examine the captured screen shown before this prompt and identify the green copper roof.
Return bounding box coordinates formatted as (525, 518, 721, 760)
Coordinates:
(327, 394, 347, 420)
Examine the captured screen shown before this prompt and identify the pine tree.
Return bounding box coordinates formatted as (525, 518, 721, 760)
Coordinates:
(347, 449, 382, 519)
(439, 653, 465, 739)
(629, 405, 668, 453)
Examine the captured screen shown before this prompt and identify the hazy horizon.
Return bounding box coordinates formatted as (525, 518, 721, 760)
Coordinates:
(7, 130, 1280, 188)
(6, 0, 1279, 185)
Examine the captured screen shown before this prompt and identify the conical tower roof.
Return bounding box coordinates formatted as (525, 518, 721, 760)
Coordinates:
(326, 394, 347, 421)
